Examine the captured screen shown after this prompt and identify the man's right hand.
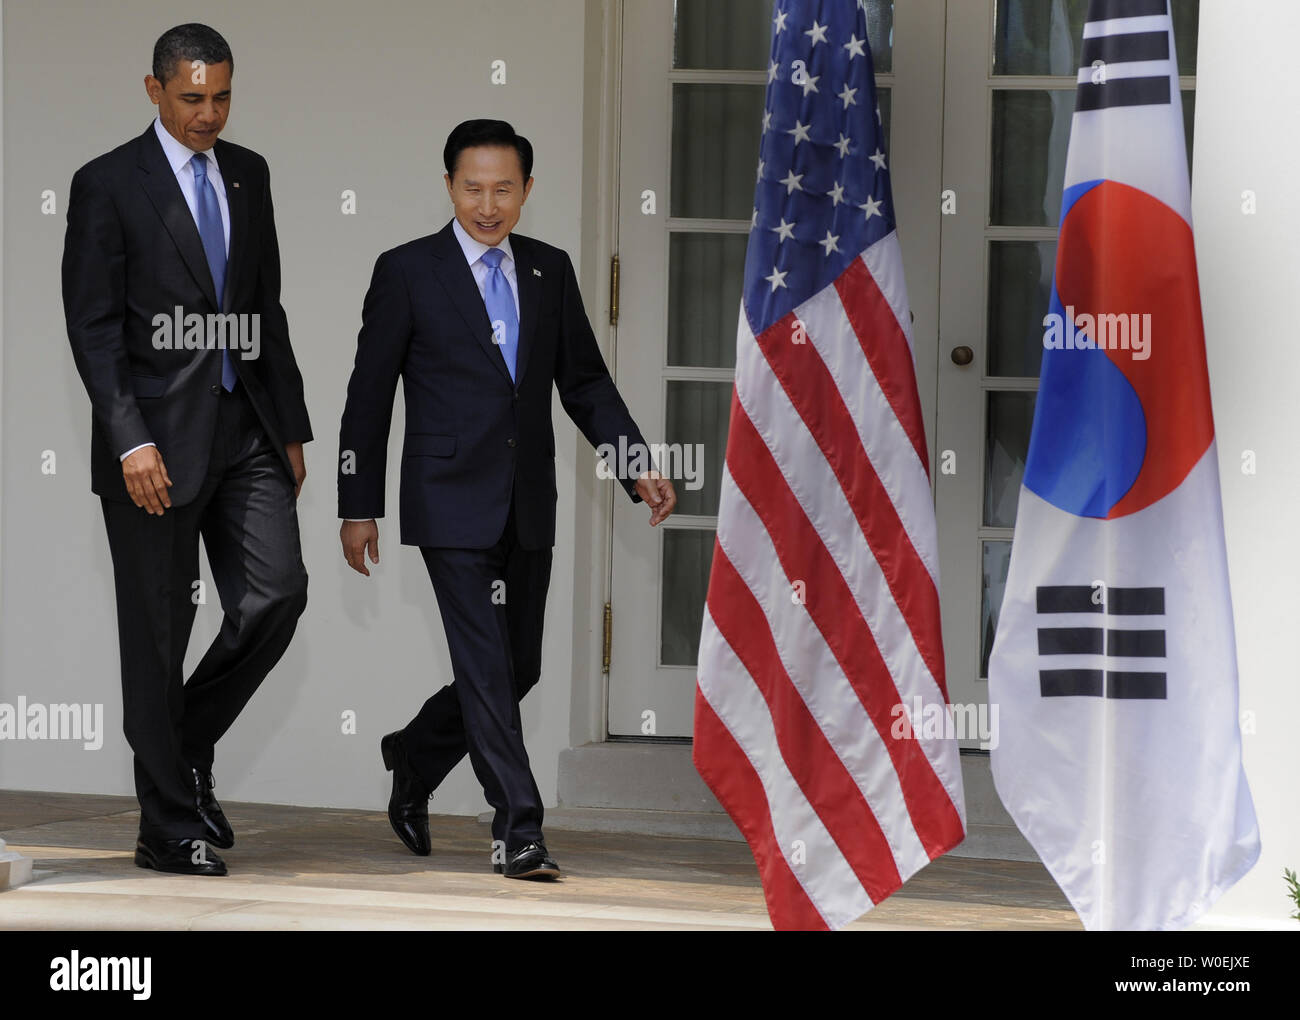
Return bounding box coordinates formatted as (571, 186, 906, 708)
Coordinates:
(122, 446, 173, 515)
(341, 519, 380, 576)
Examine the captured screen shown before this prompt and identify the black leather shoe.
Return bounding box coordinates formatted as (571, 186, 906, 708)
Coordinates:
(191, 767, 234, 849)
(381, 731, 431, 856)
(134, 835, 227, 876)
(495, 841, 561, 880)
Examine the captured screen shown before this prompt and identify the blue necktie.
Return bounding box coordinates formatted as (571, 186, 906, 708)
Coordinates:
(191, 155, 237, 392)
(481, 247, 518, 382)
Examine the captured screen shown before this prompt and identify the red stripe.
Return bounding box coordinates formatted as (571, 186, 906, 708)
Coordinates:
(752, 305, 949, 700)
(725, 399, 965, 858)
(705, 543, 903, 903)
(835, 257, 930, 477)
(692, 688, 829, 930)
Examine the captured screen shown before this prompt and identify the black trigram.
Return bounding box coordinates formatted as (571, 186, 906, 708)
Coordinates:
(1076, 0, 1173, 112)
(1036, 585, 1167, 700)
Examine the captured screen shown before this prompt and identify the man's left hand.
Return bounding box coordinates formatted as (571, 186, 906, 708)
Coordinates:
(635, 471, 676, 526)
(286, 442, 306, 498)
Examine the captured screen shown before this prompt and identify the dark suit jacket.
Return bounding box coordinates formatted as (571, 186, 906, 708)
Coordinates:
(337, 219, 649, 550)
(62, 122, 312, 505)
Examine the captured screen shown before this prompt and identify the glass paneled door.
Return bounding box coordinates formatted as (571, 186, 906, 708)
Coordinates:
(934, 0, 1198, 740)
(608, 1, 940, 738)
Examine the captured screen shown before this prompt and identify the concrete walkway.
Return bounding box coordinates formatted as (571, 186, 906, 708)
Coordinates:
(0, 790, 1079, 930)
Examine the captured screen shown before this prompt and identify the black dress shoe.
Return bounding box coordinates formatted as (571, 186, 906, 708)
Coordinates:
(381, 731, 431, 856)
(495, 841, 561, 880)
(134, 835, 227, 876)
(191, 767, 234, 849)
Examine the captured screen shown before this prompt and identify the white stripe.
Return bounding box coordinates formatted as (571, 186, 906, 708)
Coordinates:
(698, 610, 872, 929)
(1076, 59, 1173, 83)
(788, 274, 941, 586)
(714, 464, 933, 878)
(1083, 15, 1170, 38)
(728, 347, 965, 825)
(861, 232, 915, 355)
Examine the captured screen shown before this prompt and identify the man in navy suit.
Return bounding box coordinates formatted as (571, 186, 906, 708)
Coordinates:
(338, 119, 675, 878)
(62, 24, 311, 876)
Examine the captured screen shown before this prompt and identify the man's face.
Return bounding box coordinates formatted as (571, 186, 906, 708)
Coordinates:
(145, 59, 231, 151)
(444, 145, 534, 246)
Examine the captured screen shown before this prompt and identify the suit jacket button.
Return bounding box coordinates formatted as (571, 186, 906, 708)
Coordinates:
(209, 384, 220, 395)
(507, 438, 517, 448)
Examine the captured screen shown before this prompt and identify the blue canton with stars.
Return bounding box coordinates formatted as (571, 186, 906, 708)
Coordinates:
(745, 0, 895, 336)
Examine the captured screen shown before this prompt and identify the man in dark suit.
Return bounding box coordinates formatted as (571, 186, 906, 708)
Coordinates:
(338, 119, 675, 879)
(62, 24, 312, 876)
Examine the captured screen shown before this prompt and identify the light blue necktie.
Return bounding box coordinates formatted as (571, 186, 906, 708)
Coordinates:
(191, 154, 237, 392)
(481, 247, 518, 382)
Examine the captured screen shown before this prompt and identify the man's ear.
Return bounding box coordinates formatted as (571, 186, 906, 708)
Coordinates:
(443, 172, 454, 197)
(522, 176, 535, 202)
(145, 74, 162, 105)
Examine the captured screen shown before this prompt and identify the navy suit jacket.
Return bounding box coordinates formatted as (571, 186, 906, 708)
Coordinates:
(337, 219, 648, 549)
(62, 122, 312, 505)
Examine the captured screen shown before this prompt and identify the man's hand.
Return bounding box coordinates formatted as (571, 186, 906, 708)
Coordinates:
(286, 441, 306, 498)
(635, 471, 677, 526)
(340, 519, 380, 576)
(122, 446, 173, 515)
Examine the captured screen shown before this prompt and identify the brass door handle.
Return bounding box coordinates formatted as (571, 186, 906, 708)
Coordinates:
(950, 345, 974, 366)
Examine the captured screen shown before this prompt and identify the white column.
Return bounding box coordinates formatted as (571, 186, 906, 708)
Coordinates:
(0, 839, 33, 891)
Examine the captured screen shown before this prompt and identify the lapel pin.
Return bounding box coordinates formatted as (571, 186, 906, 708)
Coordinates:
(232, 181, 240, 188)
(533, 268, 542, 276)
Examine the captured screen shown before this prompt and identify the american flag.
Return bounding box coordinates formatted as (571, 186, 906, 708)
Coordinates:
(693, 0, 966, 930)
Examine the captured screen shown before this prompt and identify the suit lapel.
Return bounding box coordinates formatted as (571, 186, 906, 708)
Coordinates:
(429, 221, 515, 387)
(511, 235, 540, 387)
(135, 124, 220, 311)
(215, 140, 247, 314)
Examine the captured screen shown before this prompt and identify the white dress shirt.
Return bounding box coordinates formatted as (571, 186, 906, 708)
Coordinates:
(120, 119, 232, 461)
(344, 219, 520, 522)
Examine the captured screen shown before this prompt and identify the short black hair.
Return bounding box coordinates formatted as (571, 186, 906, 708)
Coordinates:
(153, 23, 233, 85)
(443, 119, 533, 182)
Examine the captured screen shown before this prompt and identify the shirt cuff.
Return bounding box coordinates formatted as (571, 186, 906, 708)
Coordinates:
(120, 442, 156, 462)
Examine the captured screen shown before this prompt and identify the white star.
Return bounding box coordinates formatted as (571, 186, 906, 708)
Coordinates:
(771, 218, 796, 242)
(799, 73, 821, 97)
(838, 84, 858, 109)
(826, 181, 846, 206)
(819, 231, 841, 256)
(765, 267, 789, 291)
(762, 110, 772, 132)
(869, 148, 887, 171)
(805, 20, 828, 46)
(844, 34, 866, 59)
(834, 133, 852, 158)
(751, 207, 759, 228)
(859, 195, 883, 220)
(787, 120, 811, 145)
(768, 60, 780, 83)
(774, 9, 788, 33)
(756, 159, 765, 182)
(778, 169, 804, 194)
(875, 102, 882, 122)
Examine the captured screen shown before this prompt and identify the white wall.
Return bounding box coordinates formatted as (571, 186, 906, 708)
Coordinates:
(0, 0, 597, 823)
(1192, 0, 1300, 927)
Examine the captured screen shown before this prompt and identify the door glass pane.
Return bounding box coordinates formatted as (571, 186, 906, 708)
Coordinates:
(661, 529, 715, 665)
(991, 88, 1197, 226)
(993, 0, 1200, 77)
(665, 380, 731, 517)
(673, 0, 772, 70)
(980, 540, 1012, 678)
(988, 240, 1056, 377)
(671, 84, 767, 220)
(668, 233, 746, 368)
(672, 0, 896, 72)
(984, 391, 1036, 528)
